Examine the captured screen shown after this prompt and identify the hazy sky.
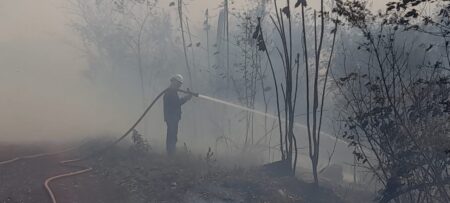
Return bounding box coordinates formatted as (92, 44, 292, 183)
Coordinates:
(0, 0, 94, 142)
(0, 0, 389, 142)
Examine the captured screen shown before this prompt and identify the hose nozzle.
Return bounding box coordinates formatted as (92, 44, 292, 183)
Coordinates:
(178, 89, 199, 97)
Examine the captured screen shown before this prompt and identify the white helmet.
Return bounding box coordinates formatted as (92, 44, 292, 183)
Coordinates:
(170, 74, 184, 84)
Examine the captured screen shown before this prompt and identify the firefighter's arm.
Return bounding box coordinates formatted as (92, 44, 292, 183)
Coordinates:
(179, 88, 193, 105)
(180, 95, 192, 105)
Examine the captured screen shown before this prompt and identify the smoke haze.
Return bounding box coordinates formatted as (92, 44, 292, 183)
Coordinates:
(0, 0, 389, 143)
(0, 0, 134, 142)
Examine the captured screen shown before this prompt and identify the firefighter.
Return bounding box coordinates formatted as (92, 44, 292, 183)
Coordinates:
(163, 74, 192, 155)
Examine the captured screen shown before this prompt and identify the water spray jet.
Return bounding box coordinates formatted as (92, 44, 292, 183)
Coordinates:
(195, 94, 347, 145)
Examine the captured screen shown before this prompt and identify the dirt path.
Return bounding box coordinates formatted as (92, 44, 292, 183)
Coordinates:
(0, 145, 128, 203)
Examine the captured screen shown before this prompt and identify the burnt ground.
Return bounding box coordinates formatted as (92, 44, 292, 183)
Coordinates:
(0, 141, 368, 203)
(0, 143, 128, 203)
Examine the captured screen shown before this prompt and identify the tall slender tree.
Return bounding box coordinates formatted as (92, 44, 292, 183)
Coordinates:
(177, 0, 193, 88)
(299, 0, 338, 186)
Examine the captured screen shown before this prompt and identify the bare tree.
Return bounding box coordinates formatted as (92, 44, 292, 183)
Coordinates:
(204, 9, 211, 70)
(225, 0, 230, 92)
(252, 0, 338, 180)
(300, 0, 338, 186)
(177, 0, 193, 88)
(253, 0, 300, 175)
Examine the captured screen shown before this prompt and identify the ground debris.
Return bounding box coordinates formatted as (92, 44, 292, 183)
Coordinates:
(91, 145, 346, 203)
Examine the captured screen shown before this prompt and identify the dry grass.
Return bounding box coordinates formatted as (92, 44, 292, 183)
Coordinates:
(90, 144, 354, 203)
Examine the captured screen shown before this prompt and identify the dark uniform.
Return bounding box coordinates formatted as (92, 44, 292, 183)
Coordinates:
(163, 88, 190, 155)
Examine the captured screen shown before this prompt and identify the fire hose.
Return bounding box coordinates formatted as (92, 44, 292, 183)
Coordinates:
(0, 88, 199, 203)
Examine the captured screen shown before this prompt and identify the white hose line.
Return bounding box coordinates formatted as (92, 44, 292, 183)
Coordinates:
(0, 147, 78, 166)
(0, 157, 20, 165)
(44, 165, 93, 203)
(0, 148, 91, 203)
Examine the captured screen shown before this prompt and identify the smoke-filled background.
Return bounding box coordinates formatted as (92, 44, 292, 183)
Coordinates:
(0, 0, 391, 176)
(0, 0, 102, 143)
(0, 0, 393, 180)
(2, 1, 450, 202)
(0, 0, 386, 139)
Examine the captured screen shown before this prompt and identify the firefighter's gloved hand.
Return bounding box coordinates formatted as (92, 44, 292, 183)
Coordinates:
(186, 88, 193, 100)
